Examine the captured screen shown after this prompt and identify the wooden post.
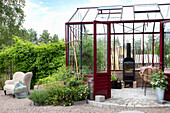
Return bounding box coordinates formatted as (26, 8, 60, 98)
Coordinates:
(71, 42, 79, 80)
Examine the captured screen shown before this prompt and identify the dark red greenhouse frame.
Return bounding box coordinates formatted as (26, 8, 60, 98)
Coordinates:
(65, 3, 170, 100)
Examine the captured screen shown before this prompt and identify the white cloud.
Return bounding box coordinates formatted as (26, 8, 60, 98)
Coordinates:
(40, 2, 43, 4)
(39, 7, 49, 14)
(23, 0, 74, 39)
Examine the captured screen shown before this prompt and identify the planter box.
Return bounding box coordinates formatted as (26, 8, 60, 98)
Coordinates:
(34, 81, 64, 90)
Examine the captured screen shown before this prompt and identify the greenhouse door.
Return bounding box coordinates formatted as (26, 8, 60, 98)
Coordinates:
(160, 20, 170, 100)
(93, 21, 111, 99)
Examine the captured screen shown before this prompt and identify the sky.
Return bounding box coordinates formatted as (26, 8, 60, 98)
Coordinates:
(23, 0, 170, 39)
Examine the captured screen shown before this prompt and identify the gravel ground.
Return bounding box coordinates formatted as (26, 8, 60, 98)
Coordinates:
(0, 90, 170, 113)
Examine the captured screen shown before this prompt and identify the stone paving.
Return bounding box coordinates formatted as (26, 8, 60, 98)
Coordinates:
(88, 88, 170, 108)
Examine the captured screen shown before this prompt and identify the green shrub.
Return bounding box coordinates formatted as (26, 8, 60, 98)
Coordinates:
(72, 84, 89, 101)
(45, 84, 74, 106)
(28, 89, 48, 105)
(66, 75, 84, 87)
(35, 66, 89, 106)
(36, 76, 56, 85)
(44, 75, 89, 106)
(0, 37, 65, 88)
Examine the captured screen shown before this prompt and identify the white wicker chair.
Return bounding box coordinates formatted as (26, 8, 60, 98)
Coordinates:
(4, 72, 33, 97)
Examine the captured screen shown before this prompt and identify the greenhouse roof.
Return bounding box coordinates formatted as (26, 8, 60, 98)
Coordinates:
(68, 3, 170, 22)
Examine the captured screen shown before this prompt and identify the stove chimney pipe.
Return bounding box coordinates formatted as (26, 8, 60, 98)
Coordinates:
(127, 43, 131, 58)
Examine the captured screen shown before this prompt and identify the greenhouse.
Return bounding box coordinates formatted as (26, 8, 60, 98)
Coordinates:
(65, 3, 170, 99)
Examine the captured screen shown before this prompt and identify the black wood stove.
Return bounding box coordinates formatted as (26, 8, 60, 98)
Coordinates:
(123, 43, 135, 87)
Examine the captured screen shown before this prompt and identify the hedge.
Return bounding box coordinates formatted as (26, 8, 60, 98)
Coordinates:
(0, 37, 65, 88)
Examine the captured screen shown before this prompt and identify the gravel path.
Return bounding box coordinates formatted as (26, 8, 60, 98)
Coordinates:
(0, 90, 170, 113)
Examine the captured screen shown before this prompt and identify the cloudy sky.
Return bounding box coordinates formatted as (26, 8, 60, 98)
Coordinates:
(23, 0, 170, 39)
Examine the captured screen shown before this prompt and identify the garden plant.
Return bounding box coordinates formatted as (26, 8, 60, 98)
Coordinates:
(29, 66, 89, 106)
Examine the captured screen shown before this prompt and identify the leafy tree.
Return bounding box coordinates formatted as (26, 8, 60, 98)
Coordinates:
(27, 28, 38, 44)
(39, 30, 51, 44)
(51, 34, 59, 43)
(0, 0, 25, 48)
(39, 30, 59, 44)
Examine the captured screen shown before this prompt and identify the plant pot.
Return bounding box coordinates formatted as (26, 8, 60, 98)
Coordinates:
(111, 80, 117, 89)
(116, 80, 122, 89)
(155, 87, 165, 102)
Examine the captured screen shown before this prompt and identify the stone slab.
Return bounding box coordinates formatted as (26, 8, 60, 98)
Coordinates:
(95, 95, 105, 102)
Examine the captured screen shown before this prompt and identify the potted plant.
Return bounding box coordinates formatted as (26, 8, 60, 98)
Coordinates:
(111, 73, 118, 89)
(149, 70, 168, 103)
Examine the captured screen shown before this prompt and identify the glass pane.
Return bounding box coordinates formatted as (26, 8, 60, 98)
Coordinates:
(83, 9, 98, 22)
(98, 5, 122, 10)
(111, 35, 115, 70)
(164, 23, 170, 70)
(134, 23, 143, 33)
(81, 34, 93, 74)
(144, 34, 153, 66)
(124, 23, 133, 33)
(154, 34, 160, 67)
(108, 14, 121, 21)
(134, 4, 159, 12)
(122, 7, 134, 20)
(134, 34, 143, 70)
(115, 35, 123, 70)
(96, 14, 109, 21)
(114, 23, 123, 33)
(96, 24, 107, 73)
(70, 9, 88, 22)
(158, 5, 170, 19)
(135, 13, 148, 20)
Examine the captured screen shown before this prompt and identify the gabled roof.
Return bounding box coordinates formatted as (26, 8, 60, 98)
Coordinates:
(69, 3, 170, 22)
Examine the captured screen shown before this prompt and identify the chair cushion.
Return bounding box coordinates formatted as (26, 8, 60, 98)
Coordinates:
(4, 84, 15, 94)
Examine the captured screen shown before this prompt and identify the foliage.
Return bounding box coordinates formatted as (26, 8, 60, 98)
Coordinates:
(45, 84, 74, 106)
(28, 89, 48, 105)
(39, 30, 59, 44)
(45, 79, 89, 106)
(36, 66, 73, 85)
(149, 70, 168, 90)
(0, 37, 65, 88)
(39, 66, 89, 106)
(71, 84, 89, 101)
(111, 73, 118, 81)
(36, 76, 56, 85)
(0, 0, 25, 49)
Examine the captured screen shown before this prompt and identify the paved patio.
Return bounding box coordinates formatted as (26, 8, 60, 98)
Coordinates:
(88, 88, 170, 108)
